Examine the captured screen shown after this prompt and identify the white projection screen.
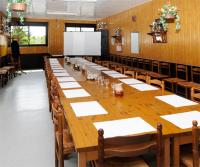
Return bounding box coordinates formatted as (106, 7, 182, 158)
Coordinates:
(64, 32, 101, 56)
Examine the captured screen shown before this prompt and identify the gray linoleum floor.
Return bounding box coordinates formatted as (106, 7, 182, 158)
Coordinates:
(0, 70, 78, 167)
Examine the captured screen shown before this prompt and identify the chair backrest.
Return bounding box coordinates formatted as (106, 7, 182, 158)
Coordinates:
(132, 57, 139, 68)
(136, 72, 148, 82)
(143, 59, 152, 71)
(191, 67, 200, 83)
(98, 123, 163, 167)
(175, 64, 188, 80)
(152, 60, 159, 73)
(138, 58, 144, 69)
(191, 87, 200, 102)
(159, 62, 170, 76)
(192, 120, 200, 167)
(148, 79, 165, 95)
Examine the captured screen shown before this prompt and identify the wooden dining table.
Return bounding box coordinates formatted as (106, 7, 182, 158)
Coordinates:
(57, 64, 200, 167)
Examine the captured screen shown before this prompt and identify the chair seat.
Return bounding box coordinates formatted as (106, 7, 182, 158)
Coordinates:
(56, 129, 74, 154)
(92, 157, 149, 167)
(181, 152, 200, 167)
(2, 66, 15, 70)
(164, 77, 185, 83)
(0, 69, 8, 74)
(177, 81, 200, 88)
(146, 72, 168, 79)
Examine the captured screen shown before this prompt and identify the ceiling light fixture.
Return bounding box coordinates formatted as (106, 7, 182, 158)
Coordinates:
(46, 11, 78, 16)
(62, 0, 97, 2)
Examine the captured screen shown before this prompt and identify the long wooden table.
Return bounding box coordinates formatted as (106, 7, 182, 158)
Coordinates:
(57, 65, 200, 167)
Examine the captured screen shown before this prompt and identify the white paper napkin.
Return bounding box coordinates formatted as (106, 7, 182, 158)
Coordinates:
(59, 82, 82, 89)
(119, 78, 144, 85)
(63, 89, 91, 98)
(94, 117, 156, 138)
(70, 101, 108, 117)
(156, 94, 198, 107)
(57, 77, 76, 82)
(161, 111, 200, 129)
(130, 83, 159, 91)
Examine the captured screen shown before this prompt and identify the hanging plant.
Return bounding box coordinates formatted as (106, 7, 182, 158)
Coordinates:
(158, 1, 180, 31)
(6, 0, 31, 23)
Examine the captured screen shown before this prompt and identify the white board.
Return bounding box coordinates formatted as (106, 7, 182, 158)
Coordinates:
(131, 32, 139, 54)
(64, 32, 101, 56)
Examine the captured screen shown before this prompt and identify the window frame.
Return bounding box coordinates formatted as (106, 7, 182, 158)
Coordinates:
(65, 23, 96, 32)
(11, 22, 48, 47)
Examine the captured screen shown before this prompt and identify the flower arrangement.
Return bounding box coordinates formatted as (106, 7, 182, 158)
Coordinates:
(150, 19, 164, 32)
(97, 22, 107, 30)
(158, 2, 180, 31)
(6, 0, 31, 23)
(113, 27, 121, 36)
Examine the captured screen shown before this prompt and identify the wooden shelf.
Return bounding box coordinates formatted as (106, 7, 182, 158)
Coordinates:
(112, 35, 121, 39)
(147, 31, 167, 43)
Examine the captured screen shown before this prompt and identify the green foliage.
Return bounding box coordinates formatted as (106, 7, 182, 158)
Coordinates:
(11, 26, 29, 45)
(158, 3, 181, 31)
(11, 26, 46, 45)
(6, 0, 31, 23)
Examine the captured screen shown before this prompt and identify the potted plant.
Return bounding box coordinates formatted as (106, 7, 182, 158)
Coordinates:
(158, 2, 181, 31)
(6, 0, 30, 23)
(113, 27, 121, 37)
(97, 22, 107, 30)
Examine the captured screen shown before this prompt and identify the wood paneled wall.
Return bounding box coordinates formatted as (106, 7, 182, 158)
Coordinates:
(101, 0, 200, 66)
(8, 18, 96, 55)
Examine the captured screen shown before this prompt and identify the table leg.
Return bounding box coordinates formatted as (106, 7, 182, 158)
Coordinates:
(173, 137, 180, 167)
(78, 152, 87, 167)
(164, 137, 170, 167)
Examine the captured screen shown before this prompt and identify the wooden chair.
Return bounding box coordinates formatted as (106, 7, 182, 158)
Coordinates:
(177, 66, 200, 98)
(181, 120, 200, 167)
(52, 103, 74, 167)
(148, 78, 165, 95)
(191, 87, 200, 102)
(136, 72, 148, 82)
(123, 67, 135, 78)
(0, 68, 8, 87)
(101, 61, 110, 68)
(164, 64, 188, 93)
(147, 61, 170, 80)
(91, 123, 163, 167)
(115, 64, 124, 74)
(143, 59, 152, 71)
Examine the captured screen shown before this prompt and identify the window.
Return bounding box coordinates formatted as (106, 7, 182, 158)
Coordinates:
(65, 23, 96, 32)
(11, 22, 48, 46)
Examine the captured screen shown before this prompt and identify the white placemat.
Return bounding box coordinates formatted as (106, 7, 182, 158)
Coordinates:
(130, 83, 159, 91)
(54, 73, 70, 77)
(70, 101, 108, 117)
(155, 94, 198, 107)
(53, 70, 67, 73)
(63, 89, 90, 98)
(94, 117, 156, 138)
(161, 111, 200, 129)
(51, 67, 64, 70)
(102, 70, 119, 74)
(59, 82, 82, 89)
(119, 78, 144, 85)
(57, 77, 76, 82)
(95, 67, 109, 71)
(108, 73, 128, 78)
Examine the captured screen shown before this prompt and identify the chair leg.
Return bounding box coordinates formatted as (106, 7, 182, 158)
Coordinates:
(55, 139, 58, 167)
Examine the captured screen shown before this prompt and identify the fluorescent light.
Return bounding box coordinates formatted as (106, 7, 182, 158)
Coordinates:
(46, 11, 78, 15)
(68, 0, 96, 1)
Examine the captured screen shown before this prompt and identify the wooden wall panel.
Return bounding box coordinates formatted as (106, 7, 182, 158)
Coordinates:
(8, 18, 96, 55)
(101, 0, 200, 66)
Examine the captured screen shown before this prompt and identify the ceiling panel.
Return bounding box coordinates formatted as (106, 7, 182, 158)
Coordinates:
(0, 0, 151, 20)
